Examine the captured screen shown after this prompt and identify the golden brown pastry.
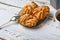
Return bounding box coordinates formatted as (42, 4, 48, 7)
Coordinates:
(30, 2, 38, 9)
(18, 14, 38, 27)
(18, 2, 50, 27)
(18, 6, 50, 27)
(21, 2, 38, 15)
(32, 6, 50, 20)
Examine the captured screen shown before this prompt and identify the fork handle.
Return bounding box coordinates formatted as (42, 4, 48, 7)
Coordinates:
(0, 20, 12, 29)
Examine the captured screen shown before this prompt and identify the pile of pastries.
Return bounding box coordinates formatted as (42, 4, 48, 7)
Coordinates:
(18, 2, 50, 27)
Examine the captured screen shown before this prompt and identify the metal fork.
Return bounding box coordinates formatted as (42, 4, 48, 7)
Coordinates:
(0, 16, 18, 29)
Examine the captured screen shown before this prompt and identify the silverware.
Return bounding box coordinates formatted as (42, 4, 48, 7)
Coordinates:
(0, 16, 18, 29)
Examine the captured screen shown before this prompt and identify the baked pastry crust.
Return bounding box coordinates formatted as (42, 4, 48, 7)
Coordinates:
(21, 2, 38, 15)
(32, 6, 50, 20)
(18, 2, 50, 27)
(18, 14, 38, 27)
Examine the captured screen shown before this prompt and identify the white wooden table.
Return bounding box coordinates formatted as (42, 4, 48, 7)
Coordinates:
(0, 0, 60, 40)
